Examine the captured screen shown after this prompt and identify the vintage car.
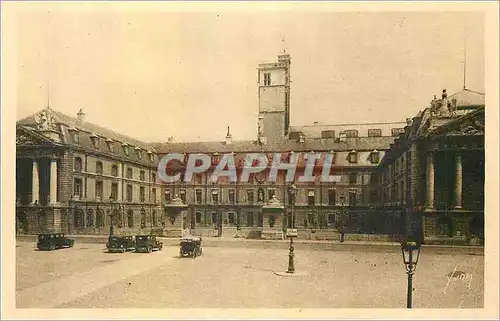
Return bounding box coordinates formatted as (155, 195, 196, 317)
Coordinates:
(106, 236, 136, 253)
(135, 235, 163, 253)
(37, 233, 75, 251)
(180, 235, 203, 258)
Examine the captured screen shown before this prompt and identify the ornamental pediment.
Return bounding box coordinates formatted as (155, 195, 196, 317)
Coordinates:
(16, 127, 56, 147)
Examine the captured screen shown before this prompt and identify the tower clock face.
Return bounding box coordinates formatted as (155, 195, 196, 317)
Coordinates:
(256, 172, 266, 183)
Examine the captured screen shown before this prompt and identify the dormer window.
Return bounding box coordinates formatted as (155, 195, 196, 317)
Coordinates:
(135, 147, 142, 160)
(348, 150, 358, 164)
(212, 152, 220, 165)
(106, 138, 115, 153)
(338, 132, 347, 142)
(90, 133, 100, 149)
(344, 130, 358, 138)
(369, 150, 380, 164)
(368, 129, 382, 137)
(147, 150, 154, 163)
(68, 127, 79, 144)
(122, 143, 129, 156)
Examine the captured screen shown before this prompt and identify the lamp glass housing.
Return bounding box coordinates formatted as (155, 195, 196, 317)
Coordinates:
(401, 241, 421, 267)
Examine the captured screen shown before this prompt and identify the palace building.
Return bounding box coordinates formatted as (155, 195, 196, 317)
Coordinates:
(15, 53, 485, 244)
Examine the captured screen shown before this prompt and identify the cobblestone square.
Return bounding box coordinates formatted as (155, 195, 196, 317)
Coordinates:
(16, 241, 483, 309)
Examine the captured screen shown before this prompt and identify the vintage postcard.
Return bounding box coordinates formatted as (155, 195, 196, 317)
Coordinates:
(1, 1, 498, 320)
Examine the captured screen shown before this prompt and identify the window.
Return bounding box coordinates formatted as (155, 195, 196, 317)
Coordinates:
(111, 182, 118, 200)
(344, 130, 358, 138)
(349, 191, 357, 206)
(212, 190, 219, 204)
(328, 214, 335, 227)
(95, 181, 103, 201)
(152, 210, 157, 227)
(370, 151, 380, 164)
(195, 189, 202, 204)
(86, 209, 94, 227)
(69, 129, 79, 144)
(212, 213, 218, 225)
(126, 184, 133, 202)
(328, 189, 336, 205)
(165, 190, 171, 203)
(140, 186, 145, 202)
(264, 72, 271, 86)
(348, 151, 358, 164)
(74, 157, 82, 172)
(152, 173, 156, 183)
(139, 170, 145, 181)
(111, 164, 118, 177)
(307, 190, 315, 205)
(96, 161, 103, 175)
(136, 148, 143, 160)
(228, 212, 235, 225)
(152, 188, 157, 203)
(126, 168, 133, 179)
(321, 130, 335, 139)
(392, 128, 405, 137)
(246, 212, 254, 227)
(368, 129, 382, 137)
(106, 139, 114, 153)
(196, 212, 202, 224)
(96, 209, 105, 228)
(349, 173, 357, 185)
(127, 209, 134, 228)
(148, 152, 154, 163)
(74, 178, 83, 198)
(179, 189, 186, 203)
(90, 135, 100, 149)
(267, 188, 276, 200)
(228, 189, 235, 203)
(122, 144, 130, 156)
(194, 174, 203, 184)
(140, 209, 146, 228)
(247, 190, 254, 203)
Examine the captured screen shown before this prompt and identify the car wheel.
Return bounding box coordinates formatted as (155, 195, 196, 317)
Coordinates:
(50, 245, 55, 251)
(147, 246, 152, 253)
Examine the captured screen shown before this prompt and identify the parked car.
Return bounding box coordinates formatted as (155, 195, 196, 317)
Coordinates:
(180, 236, 203, 258)
(37, 233, 75, 251)
(135, 235, 163, 253)
(106, 236, 136, 253)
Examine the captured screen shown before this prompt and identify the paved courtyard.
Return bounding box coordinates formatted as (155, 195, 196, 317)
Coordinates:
(16, 241, 483, 309)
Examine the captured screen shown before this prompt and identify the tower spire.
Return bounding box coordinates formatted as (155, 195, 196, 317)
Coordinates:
(281, 36, 286, 53)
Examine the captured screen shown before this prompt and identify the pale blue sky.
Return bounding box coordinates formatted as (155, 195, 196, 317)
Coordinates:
(15, 6, 484, 142)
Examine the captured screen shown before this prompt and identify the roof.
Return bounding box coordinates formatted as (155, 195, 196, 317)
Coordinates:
(289, 121, 407, 139)
(17, 107, 158, 166)
(17, 107, 153, 150)
(449, 89, 485, 108)
(151, 136, 397, 154)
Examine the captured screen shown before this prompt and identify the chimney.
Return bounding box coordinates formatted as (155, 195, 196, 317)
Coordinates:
(77, 108, 86, 123)
(225, 126, 233, 145)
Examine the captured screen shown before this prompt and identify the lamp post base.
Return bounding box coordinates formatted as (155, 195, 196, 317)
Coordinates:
(274, 271, 308, 277)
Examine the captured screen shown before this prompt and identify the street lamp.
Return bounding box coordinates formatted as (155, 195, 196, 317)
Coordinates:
(287, 184, 298, 274)
(401, 240, 421, 308)
(339, 195, 346, 243)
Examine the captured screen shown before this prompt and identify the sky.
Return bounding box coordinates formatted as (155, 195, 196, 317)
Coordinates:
(14, 4, 485, 143)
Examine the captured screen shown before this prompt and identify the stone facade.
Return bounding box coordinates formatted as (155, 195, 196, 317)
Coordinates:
(15, 54, 485, 244)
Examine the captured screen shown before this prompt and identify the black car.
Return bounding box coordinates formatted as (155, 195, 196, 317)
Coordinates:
(106, 236, 136, 253)
(180, 236, 203, 258)
(37, 233, 75, 251)
(135, 235, 163, 253)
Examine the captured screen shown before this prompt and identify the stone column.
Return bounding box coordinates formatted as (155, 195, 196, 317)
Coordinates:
(454, 154, 463, 209)
(31, 159, 40, 204)
(117, 163, 122, 201)
(425, 153, 435, 210)
(49, 158, 58, 204)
